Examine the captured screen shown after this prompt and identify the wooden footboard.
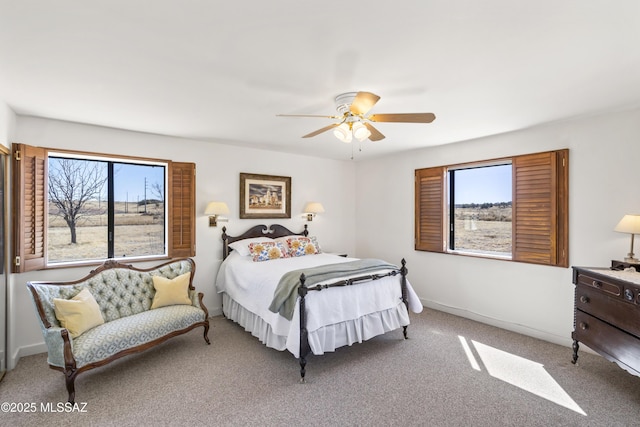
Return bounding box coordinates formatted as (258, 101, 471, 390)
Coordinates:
(297, 259, 409, 382)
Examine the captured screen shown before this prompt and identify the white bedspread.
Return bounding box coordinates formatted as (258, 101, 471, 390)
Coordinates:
(216, 252, 422, 356)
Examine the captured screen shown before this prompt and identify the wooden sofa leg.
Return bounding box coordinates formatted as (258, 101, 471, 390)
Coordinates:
(65, 369, 78, 403)
(59, 329, 80, 403)
(203, 323, 211, 345)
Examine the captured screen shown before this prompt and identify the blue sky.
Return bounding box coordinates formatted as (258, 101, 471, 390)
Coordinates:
(48, 157, 165, 203)
(453, 164, 512, 204)
(113, 163, 165, 202)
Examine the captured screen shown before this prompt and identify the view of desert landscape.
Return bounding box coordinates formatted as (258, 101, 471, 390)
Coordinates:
(48, 201, 165, 262)
(48, 202, 512, 262)
(454, 204, 512, 255)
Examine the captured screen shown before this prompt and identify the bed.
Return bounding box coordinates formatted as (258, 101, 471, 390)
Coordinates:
(215, 224, 423, 380)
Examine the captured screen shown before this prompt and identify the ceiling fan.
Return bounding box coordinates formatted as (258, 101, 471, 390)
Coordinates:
(276, 91, 435, 143)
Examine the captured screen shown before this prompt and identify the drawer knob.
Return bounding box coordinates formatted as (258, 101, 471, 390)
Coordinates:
(624, 289, 634, 301)
(579, 322, 588, 330)
(580, 295, 589, 304)
(592, 280, 602, 288)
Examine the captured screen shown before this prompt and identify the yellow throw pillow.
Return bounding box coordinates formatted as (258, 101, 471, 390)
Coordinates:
(151, 272, 192, 309)
(53, 288, 105, 338)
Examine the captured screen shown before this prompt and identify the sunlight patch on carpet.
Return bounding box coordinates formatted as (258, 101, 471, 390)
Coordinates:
(458, 335, 481, 371)
(458, 336, 586, 415)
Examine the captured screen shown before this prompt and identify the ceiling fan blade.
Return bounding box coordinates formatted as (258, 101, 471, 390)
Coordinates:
(349, 92, 380, 116)
(364, 123, 385, 141)
(277, 114, 340, 119)
(368, 113, 436, 123)
(302, 123, 340, 138)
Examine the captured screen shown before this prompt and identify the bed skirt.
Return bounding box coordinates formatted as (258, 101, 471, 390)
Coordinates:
(222, 292, 410, 358)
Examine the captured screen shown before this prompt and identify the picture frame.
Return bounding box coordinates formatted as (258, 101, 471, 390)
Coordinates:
(239, 173, 291, 219)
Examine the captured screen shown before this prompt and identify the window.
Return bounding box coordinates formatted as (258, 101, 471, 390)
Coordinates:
(449, 162, 512, 258)
(47, 155, 167, 263)
(415, 149, 569, 267)
(12, 143, 196, 272)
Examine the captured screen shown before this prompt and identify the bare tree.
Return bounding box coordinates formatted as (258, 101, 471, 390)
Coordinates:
(48, 158, 108, 244)
(150, 181, 164, 201)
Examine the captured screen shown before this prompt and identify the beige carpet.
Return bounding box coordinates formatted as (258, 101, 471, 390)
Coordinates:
(1, 308, 639, 426)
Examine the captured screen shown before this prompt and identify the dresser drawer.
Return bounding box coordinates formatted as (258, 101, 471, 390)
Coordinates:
(576, 272, 623, 297)
(575, 284, 640, 337)
(573, 310, 640, 373)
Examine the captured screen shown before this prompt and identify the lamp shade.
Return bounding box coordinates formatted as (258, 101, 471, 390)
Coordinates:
(303, 202, 325, 214)
(614, 214, 640, 234)
(352, 122, 371, 142)
(333, 123, 352, 143)
(204, 201, 230, 215)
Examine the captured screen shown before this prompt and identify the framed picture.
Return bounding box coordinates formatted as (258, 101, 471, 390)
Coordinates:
(239, 173, 291, 219)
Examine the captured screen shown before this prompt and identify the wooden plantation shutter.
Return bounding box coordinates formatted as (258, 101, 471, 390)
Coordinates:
(13, 143, 197, 270)
(12, 143, 48, 272)
(415, 166, 445, 252)
(168, 161, 196, 257)
(512, 149, 568, 267)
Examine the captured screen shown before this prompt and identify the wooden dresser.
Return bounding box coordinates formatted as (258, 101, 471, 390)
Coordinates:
(572, 267, 640, 376)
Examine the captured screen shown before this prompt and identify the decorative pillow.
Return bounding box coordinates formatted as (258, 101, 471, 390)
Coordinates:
(151, 272, 192, 309)
(275, 235, 322, 254)
(53, 288, 105, 338)
(286, 237, 319, 257)
(229, 237, 274, 256)
(248, 241, 289, 262)
(273, 236, 294, 251)
(310, 236, 322, 253)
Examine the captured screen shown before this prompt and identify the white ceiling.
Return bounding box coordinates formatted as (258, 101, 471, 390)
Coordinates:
(1, 1, 640, 161)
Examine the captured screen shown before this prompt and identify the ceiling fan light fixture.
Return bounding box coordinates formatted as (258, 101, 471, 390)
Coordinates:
(277, 91, 435, 145)
(333, 123, 352, 143)
(352, 121, 371, 141)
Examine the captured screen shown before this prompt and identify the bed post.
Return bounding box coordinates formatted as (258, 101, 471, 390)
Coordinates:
(400, 258, 409, 339)
(298, 273, 310, 382)
(221, 226, 229, 260)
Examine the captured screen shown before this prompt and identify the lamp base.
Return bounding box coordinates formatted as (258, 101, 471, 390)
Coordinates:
(624, 256, 640, 263)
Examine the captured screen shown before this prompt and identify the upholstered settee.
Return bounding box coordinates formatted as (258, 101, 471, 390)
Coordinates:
(27, 258, 210, 403)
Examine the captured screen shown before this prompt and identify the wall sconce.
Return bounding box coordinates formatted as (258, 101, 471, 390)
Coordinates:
(614, 214, 640, 262)
(204, 201, 229, 227)
(302, 202, 325, 221)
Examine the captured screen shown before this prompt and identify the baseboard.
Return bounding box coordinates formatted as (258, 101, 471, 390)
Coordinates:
(421, 298, 576, 349)
(9, 342, 48, 370)
(209, 306, 223, 317)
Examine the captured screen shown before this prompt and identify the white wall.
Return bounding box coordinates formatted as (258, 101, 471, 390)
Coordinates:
(0, 101, 17, 145)
(8, 116, 357, 368)
(355, 107, 640, 346)
(1, 100, 17, 373)
(8, 107, 640, 368)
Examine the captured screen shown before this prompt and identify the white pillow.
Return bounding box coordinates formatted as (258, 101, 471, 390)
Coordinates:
(228, 237, 274, 256)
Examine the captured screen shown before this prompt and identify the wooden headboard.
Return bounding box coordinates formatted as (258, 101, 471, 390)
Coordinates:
(221, 224, 308, 259)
